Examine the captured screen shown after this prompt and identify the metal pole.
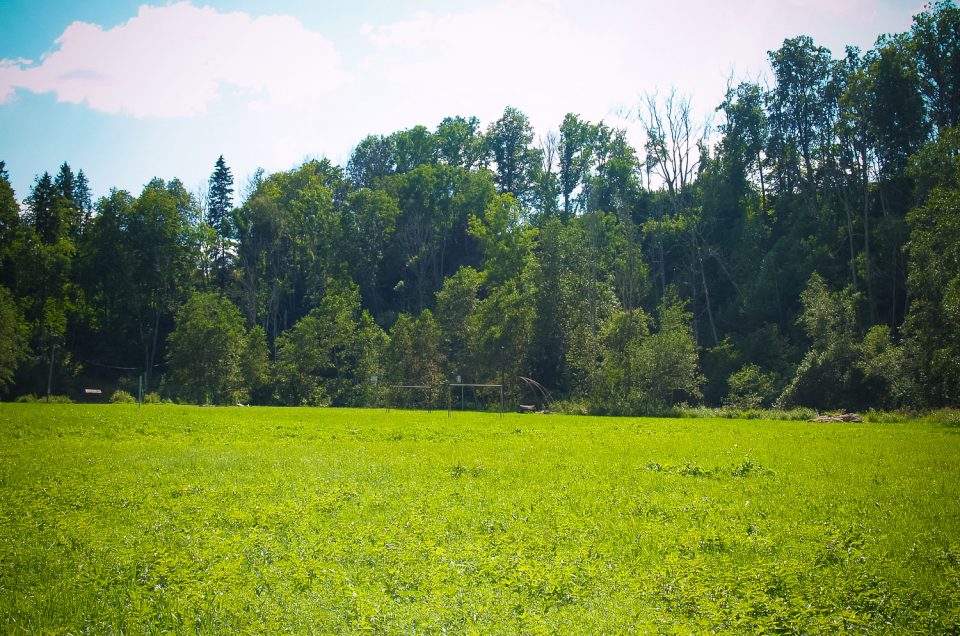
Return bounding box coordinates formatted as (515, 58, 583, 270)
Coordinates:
(499, 346, 504, 418)
(138, 374, 143, 407)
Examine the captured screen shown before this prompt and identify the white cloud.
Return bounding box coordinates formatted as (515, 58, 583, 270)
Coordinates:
(351, 0, 917, 140)
(0, 2, 345, 118)
(0, 0, 921, 201)
(360, 11, 439, 49)
(354, 0, 637, 137)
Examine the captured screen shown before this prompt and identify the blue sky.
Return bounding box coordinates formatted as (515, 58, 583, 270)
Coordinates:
(1, 0, 921, 203)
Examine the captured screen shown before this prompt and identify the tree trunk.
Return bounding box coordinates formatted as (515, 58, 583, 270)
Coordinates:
(696, 236, 719, 346)
(862, 158, 874, 323)
(757, 150, 767, 211)
(46, 348, 55, 400)
(840, 189, 858, 289)
(147, 308, 160, 392)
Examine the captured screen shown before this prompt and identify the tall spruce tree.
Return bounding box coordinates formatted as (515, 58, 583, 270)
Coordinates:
(207, 155, 234, 289)
(27, 173, 61, 245)
(73, 170, 92, 223)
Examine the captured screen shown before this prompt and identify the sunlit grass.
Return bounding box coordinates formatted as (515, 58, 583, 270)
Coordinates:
(1, 404, 958, 633)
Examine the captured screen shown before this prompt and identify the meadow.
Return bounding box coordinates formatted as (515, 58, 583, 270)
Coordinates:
(0, 404, 958, 634)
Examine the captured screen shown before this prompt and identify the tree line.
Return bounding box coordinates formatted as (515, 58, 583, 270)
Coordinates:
(1, 1, 958, 411)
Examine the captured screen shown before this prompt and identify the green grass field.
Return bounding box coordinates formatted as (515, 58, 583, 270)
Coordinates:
(1, 405, 958, 633)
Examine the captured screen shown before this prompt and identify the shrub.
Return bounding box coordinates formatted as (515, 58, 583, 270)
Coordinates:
(551, 399, 590, 415)
(725, 364, 778, 409)
(863, 410, 911, 423)
(15, 394, 73, 404)
(109, 390, 137, 404)
(924, 409, 960, 427)
(143, 392, 168, 405)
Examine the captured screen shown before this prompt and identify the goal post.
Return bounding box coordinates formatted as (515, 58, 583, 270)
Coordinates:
(385, 384, 437, 412)
(447, 383, 503, 417)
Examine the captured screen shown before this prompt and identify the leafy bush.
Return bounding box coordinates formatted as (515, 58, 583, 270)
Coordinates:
(675, 406, 817, 421)
(109, 390, 137, 404)
(0, 286, 29, 391)
(863, 410, 911, 423)
(143, 392, 169, 405)
(725, 364, 778, 409)
(15, 394, 73, 404)
(749, 407, 817, 421)
(781, 276, 917, 410)
(924, 409, 960, 427)
(551, 399, 589, 415)
(166, 292, 246, 405)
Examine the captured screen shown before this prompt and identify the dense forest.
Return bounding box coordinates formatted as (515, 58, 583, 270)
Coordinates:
(1, 2, 958, 411)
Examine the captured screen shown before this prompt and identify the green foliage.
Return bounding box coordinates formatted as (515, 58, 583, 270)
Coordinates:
(903, 127, 960, 406)
(435, 115, 486, 170)
(589, 291, 704, 414)
(0, 172, 22, 291)
(273, 281, 386, 407)
(780, 274, 861, 409)
(166, 292, 246, 405)
(767, 35, 840, 194)
(434, 266, 482, 375)
(468, 277, 535, 393)
(206, 155, 234, 288)
(910, 0, 960, 131)
(865, 35, 929, 177)
(272, 313, 331, 407)
(858, 325, 914, 407)
(468, 193, 536, 287)
(383, 164, 495, 311)
(13, 394, 73, 403)
(635, 291, 705, 407)
(342, 188, 399, 313)
(782, 275, 913, 409)
(726, 364, 778, 409)
(0, 286, 28, 391)
(923, 408, 960, 427)
(142, 392, 167, 405)
(237, 326, 270, 405)
(593, 309, 651, 413)
(391, 125, 436, 173)
(485, 106, 542, 201)
(386, 310, 446, 407)
(5, 4, 960, 409)
(109, 389, 136, 404)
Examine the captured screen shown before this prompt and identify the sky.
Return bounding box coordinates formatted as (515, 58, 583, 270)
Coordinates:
(0, 0, 923, 202)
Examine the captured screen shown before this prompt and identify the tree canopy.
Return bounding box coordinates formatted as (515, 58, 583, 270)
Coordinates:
(2, 1, 959, 411)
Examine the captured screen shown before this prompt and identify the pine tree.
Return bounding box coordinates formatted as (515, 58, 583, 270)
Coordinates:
(54, 162, 84, 239)
(54, 162, 75, 203)
(207, 155, 234, 289)
(27, 173, 61, 244)
(74, 170, 92, 220)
